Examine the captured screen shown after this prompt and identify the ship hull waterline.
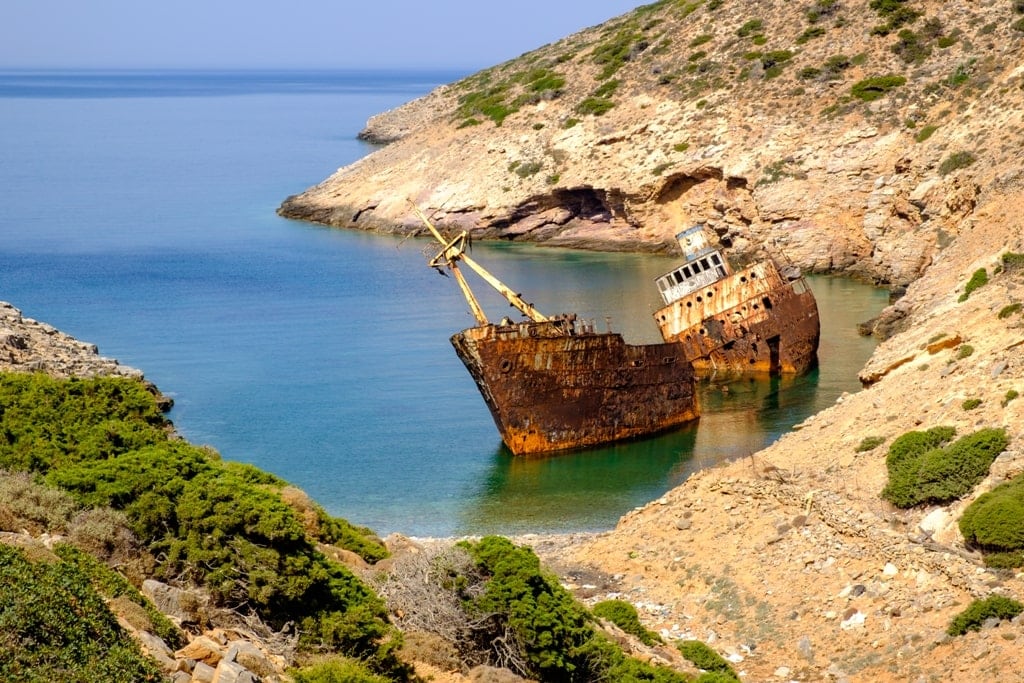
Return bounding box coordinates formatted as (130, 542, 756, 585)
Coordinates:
(450, 319, 700, 456)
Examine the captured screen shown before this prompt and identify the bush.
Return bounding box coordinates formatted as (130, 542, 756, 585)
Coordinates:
(958, 268, 988, 301)
(576, 97, 615, 116)
(0, 544, 163, 682)
(851, 75, 907, 101)
(1002, 252, 1024, 273)
(593, 599, 662, 646)
(955, 344, 975, 360)
(1003, 390, 1019, 407)
(881, 427, 1008, 508)
(962, 398, 982, 411)
(940, 151, 977, 176)
(737, 19, 764, 38)
(960, 474, 1024, 566)
(677, 640, 738, 680)
(291, 656, 391, 683)
(459, 536, 688, 682)
(855, 436, 887, 452)
(947, 595, 1024, 636)
(999, 303, 1022, 319)
(0, 372, 404, 675)
(53, 543, 183, 649)
(914, 124, 938, 142)
(0, 470, 78, 533)
(0, 374, 168, 473)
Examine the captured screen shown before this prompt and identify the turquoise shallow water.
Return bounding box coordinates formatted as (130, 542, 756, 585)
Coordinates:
(0, 71, 890, 537)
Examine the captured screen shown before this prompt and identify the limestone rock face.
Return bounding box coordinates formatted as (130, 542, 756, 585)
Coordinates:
(279, 0, 1024, 287)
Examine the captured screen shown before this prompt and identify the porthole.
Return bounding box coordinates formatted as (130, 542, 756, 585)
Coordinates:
(499, 359, 513, 373)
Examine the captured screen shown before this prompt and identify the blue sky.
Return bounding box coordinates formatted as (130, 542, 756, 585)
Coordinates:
(1, 1, 642, 70)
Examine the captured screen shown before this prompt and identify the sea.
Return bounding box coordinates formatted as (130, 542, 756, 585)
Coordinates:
(0, 70, 890, 537)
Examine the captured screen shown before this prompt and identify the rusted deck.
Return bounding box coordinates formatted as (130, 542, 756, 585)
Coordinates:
(451, 318, 699, 455)
(654, 261, 820, 376)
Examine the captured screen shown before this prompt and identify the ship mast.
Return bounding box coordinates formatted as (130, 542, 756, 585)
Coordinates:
(412, 205, 549, 324)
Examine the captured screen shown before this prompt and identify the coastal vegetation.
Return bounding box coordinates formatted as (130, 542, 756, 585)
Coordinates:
(960, 473, 1024, 568)
(880, 426, 1009, 508)
(0, 543, 163, 682)
(0, 372, 406, 678)
(593, 599, 663, 646)
(677, 640, 739, 681)
(457, 536, 692, 681)
(959, 267, 989, 301)
(947, 595, 1024, 636)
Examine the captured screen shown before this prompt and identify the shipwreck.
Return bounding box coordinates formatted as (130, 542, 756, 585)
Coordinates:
(416, 207, 699, 456)
(653, 225, 821, 376)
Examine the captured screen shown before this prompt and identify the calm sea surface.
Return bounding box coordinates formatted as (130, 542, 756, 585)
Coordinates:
(0, 71, 890, 537)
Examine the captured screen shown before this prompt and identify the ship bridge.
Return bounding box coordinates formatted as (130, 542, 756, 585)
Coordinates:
(655, 225, 730, 305)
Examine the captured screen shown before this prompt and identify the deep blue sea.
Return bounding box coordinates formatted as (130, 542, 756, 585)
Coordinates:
(0, 70, 890, 537)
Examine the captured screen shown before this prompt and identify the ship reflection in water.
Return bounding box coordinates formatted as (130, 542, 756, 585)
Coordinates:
(456, 274, 884, 535)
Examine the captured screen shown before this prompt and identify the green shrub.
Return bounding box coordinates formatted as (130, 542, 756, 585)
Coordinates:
(0, 544, 163, 682)
(512, 161, 543, 178)
(851, 75, 907, 101)
(593, 599, 662, 646)
(690, 34, 713, 47)
(456, 86, 517, 126)
(855, 436, 886, 452)
(0, 373, 167, 473)
(1014, 17, 1024, 32)
(594, 79, 620, 98)
(1003, 390, 1019, 407)
(914, 124, 938, 142)
(956, 344, 975, 359)
(869, 0, 921, 35)
(962, 398, 982, 411)
(678, 640, 739, 680)
(958, 268, 988, 301)
(947, 596, 1024, 636)
(819, 53, 851, 78)
(737, 19, 764, 38)
(960, 474, 1024, 566)
(797, 26, 826, 44)
(881, 427, 1009, 508)
(291, 656, 391, 683)
(0, 372, 405, 675)
(592, 29, 646, 80)
(940, 151, 977, 176)
(892, 29, 931, 64)
(459, 536, 687, 682)
(1002, 252, 1024, 273)
(576, 96, 616, 116)
(799, 66, 823, 80)
(462, 536, 594, 679)
(999, 303, 1022, 319)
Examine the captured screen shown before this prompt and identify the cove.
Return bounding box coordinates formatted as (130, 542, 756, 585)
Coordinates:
(0, 70, 889, 537)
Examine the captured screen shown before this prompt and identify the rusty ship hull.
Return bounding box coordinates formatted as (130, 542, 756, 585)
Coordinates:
(654, 259, 819, 376)
(451, 318, 699, 456)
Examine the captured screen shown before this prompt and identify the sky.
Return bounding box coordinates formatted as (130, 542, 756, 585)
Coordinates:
(1, 1, 644, 70)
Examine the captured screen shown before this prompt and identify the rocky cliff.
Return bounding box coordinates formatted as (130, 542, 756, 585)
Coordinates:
(278, 1, 1024, 680)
